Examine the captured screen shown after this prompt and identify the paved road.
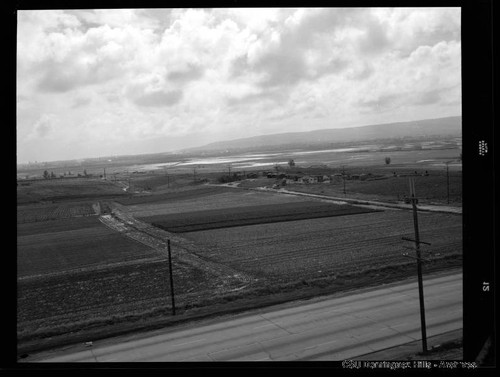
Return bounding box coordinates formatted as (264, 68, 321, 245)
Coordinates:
(30, 272, 462, 362)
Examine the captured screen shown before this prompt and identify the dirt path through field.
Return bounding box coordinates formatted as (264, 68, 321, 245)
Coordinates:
(100, 205, 256, 294)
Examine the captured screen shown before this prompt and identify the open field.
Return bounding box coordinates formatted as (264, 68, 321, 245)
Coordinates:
(17, 257, 225, 343)
(282, 173, 462, 205)
(17, 216, 161, 277)
(142, 201, 380, 233)
(17, 178, 126, 204)
(182, 210, 462, 281)
(124, 189, 308, 218)
(115, 185, 230, 205)
(17, 201, 96, 223)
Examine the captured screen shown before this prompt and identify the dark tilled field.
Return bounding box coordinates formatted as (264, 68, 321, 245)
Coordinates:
(142, 201, 380, 233)
(17, 216, 161, 277)
(17, 258, 222, 342)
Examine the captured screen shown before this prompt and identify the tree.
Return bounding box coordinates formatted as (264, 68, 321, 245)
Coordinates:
(50, 171, 56, 179)
(288, 159, 295, 168)
(43, 170, 49, 179)
(385, 157, 391, 165)
(83, 169, 87, 176)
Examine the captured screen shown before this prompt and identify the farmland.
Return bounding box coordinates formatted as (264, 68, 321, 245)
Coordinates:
(181, 210, 462, 281)
(16, 137, 463, 354)
(281, 172, 462, 205)
(123, 188, 307, 218)
(17, 201, 96, 224)
(17, 258, 224, 343)
(17, 216, 162, 277)
(141, 201, 380, 233)
(17, 177, 126, 204)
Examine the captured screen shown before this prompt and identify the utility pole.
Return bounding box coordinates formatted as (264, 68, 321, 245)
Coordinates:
(402, 177, 429, 354)
(445, 161, 452, 204)
(167, 239, 176, 315)
(103, 167, 106, 180)
(164, 167, 169, 188)
(341, 165, 346, 196)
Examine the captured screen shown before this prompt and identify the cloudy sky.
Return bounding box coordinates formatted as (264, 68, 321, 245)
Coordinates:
(17, 8, 461, 163)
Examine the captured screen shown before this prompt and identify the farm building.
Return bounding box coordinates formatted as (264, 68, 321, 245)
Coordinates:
(298, 176, 318, 184)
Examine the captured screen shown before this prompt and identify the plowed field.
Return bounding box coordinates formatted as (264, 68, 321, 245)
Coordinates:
(17, 216, 160, 277)
(182, 210, 462, 281)
(17, 202, 96, 223)
(126, 189, 307, 217)
(17, 258, 222, 342)
(143, 201, 379, 233)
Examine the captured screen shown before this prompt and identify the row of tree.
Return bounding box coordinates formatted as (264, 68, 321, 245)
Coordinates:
(42, 169, 88, 179)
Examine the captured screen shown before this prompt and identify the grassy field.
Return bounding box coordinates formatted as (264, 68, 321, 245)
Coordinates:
(142, 201, 380, 233)
(17, 216, 161, 277)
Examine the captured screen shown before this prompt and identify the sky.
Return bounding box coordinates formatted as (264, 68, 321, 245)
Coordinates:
(16, 8, 461, 163)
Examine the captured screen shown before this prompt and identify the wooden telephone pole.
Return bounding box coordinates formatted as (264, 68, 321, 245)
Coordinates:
(341, 165, 346, 196)
(402, 177, 430, 354)
(167, 239, 176, 315)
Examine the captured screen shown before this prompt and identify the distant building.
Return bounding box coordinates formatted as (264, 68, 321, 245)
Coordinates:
(298, 176, 317, 184)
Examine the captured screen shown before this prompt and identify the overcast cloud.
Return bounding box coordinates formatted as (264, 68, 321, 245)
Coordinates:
(17, 8, 461, 163)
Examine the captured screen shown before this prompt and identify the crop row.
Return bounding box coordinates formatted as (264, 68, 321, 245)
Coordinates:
(142, 201, 379, 233)
(126, 190, 306, 218)
(17, 258, 224, 341)
(17, 202, 96, 224)
(183, 211, 462, 280)
(17, 216, 161, 277)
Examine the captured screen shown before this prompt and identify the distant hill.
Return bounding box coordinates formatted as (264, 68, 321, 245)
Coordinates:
(183, 116, 461, 153)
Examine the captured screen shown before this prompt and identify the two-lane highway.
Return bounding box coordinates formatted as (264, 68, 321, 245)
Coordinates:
(28, 272, 462, 362)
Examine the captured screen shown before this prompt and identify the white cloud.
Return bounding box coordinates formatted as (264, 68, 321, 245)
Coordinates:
(17, 8, 461, 163)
